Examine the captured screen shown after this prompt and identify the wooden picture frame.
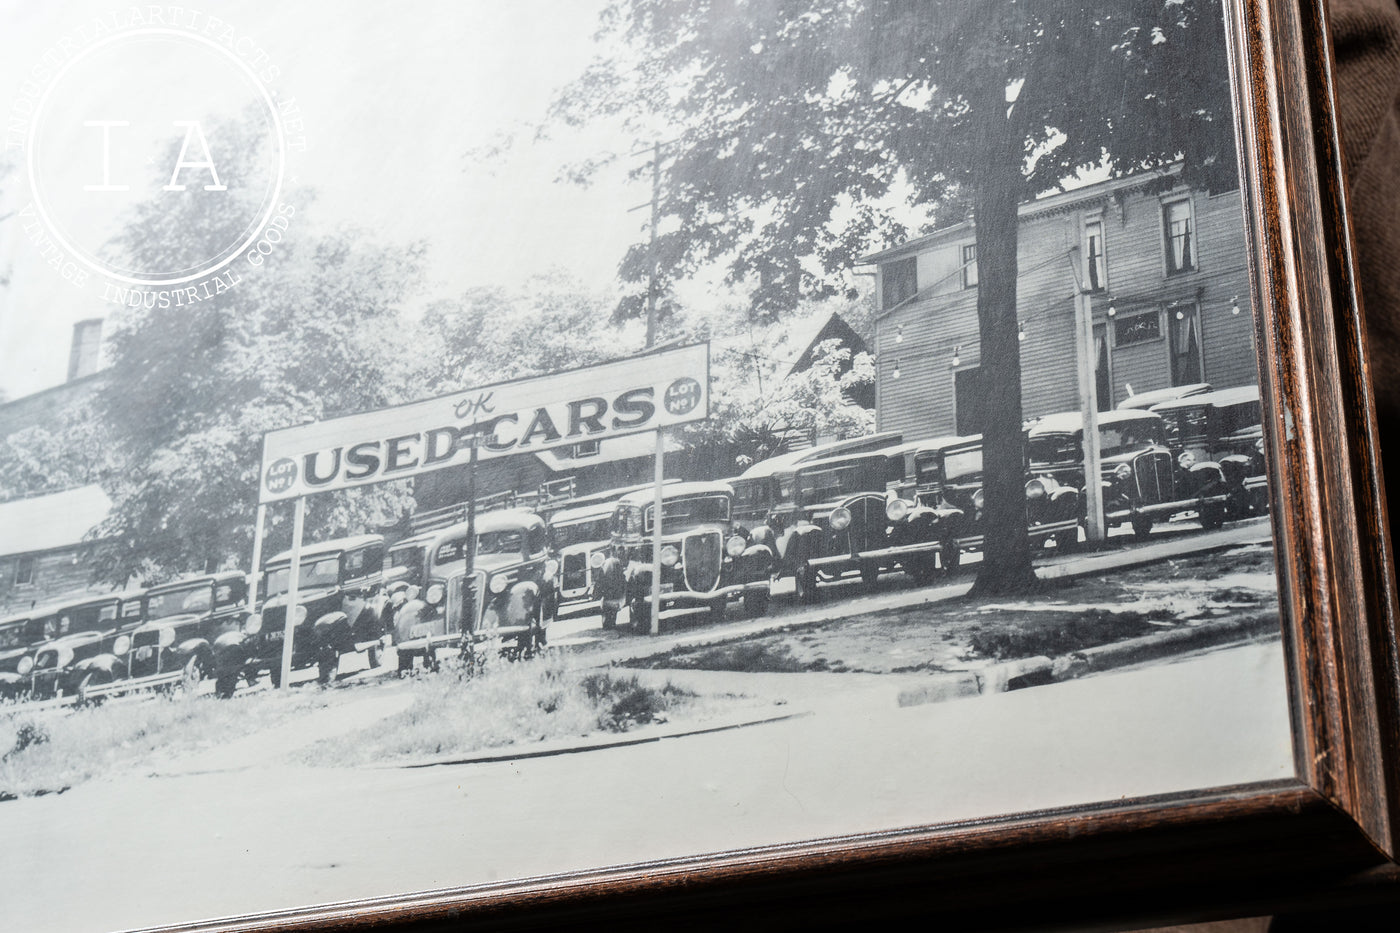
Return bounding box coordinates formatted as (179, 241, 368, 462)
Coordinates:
(0, 0, 1394, 931)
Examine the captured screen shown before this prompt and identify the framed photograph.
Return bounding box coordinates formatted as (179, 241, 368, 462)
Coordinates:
(0, 0, 1394, 931)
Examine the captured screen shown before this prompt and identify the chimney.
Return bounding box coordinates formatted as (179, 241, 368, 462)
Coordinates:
(67, 318, 103, 381)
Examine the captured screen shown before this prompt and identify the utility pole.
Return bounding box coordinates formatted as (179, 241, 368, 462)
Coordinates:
(645, 140, 661, 349)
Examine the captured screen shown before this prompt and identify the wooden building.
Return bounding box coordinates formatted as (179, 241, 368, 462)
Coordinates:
(0, 485, 112, 614)
(864, 171, 1258, 441)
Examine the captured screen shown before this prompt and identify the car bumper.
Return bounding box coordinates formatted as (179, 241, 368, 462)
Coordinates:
(807, 540, 942, 571)
(955, 517, 1080, 551)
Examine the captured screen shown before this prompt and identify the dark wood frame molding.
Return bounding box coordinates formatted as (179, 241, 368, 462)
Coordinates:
(156, 0, 1399, 928)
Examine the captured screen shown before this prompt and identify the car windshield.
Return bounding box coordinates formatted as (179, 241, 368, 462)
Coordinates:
(146, 585, 212, 619)
(265, 555, 340, 596)
(41, 601, 120, 638)
(552, 518, 611, 548)
(731, 478, 773, 512)
(646, 495, 729, 530)
(389, 545, 423, 570)
(0, 622, 32, 649)
(435, 529, 526, 564)
(1211, 400, 1262, 438)
(1158, 407, 1209, 448)
(1028, 419, 1164, 463)
(942, 448, 984, 485)
(796, 460, 882, 503)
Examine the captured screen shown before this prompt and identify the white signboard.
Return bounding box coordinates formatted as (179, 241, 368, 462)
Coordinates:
(258, 343, 709, 503)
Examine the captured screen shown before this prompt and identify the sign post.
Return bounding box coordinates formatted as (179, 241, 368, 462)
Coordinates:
(280, 495, 305, 689)
(650, 427, 664, 635)
(248, 503, 266, 605)
(1074, 290, 1106, 543)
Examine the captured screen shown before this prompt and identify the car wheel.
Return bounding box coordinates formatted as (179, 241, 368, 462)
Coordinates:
(1054, 528, 1080, 553)
(1131, 514, 1154, 539)
(907, 554, 939, 585)
(941, 540, 961, 573)
(76, 671, 107, 707)
(214, 672, 238, 699)
(743, 588, 770, 618)
(181, 655, 205, 694)
(366, 644, 381, 669)
(317, 651, 338, 685)
(630, 597, 652, 633)
(600, 603, 619, 629)
(1200, 502, 1226, 530)
(397, 650, 414, 675)
(794, 562, 819, 604)
(709, 597, 727, 622)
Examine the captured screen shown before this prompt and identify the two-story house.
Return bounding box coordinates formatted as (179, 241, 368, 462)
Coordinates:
(864, 170, 1257, 441)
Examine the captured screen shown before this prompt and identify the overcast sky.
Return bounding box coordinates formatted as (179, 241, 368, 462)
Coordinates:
(0, 0, 657, 399)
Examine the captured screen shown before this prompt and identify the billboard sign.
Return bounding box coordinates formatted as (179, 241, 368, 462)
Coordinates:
(258, 343, 709, 503)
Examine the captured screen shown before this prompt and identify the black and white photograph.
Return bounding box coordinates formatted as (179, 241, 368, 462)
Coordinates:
(0, 1, 1310, 930)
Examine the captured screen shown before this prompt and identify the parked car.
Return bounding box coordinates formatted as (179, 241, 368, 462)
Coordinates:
(402, 510, 559, 661)
(1150, 384, 1269, 516)
(596, 482, 773, 628)
(730, 431, 904, 528)
(216, 534, 393, 687)
(0, 611, 50, 689)
(1116, 382, 1212, 410)
(548, 499, 620, 612)
(68, 572, 251, 702)
(909, 433, 1083, 564)
(0, 591, 146, 702)
(390, 510, 558, 669)
(1026, 409, 1232, 537)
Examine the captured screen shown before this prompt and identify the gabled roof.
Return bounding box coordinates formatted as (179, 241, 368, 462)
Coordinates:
(0, 485, 111, 559)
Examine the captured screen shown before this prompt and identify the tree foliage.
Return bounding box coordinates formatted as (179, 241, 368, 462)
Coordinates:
(552, 0, 1238, 593)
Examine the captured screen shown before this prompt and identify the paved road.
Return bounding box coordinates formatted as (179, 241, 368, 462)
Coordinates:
(0, 640, 1293, 933)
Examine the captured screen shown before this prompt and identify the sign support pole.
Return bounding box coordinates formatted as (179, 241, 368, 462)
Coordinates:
(248, 503, 266, 602)
(1075, 290, 1106, 544)
(650, 427, 664, 635)
(279, 495, 305, 689)
(466, 425, 479, 596)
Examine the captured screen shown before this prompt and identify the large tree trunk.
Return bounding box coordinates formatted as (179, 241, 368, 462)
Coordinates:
(969, 94, 1038, 597)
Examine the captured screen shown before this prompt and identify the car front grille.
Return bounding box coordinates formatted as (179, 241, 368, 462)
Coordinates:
(682, 532, 723, 593)
(1134, 451, 1175, 504)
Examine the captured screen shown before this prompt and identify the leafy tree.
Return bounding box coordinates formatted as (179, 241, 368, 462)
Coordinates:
(551, 0, 1237, 594)
(88, 114, 426, 584)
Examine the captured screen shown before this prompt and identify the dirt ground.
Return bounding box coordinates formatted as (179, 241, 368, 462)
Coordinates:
(625, 543, 1280, 675)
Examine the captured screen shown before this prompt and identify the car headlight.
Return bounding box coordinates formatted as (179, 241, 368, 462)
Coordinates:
(1178, 451, 1196, 469)
(1025, 479, 1046, 500)
(659, 545, 680, 567)
(489, 574, 510, 594)
(830, 507, 852, 530)
(885, 498, 911, 522)
(112, 635, 131, 656)
(972, 490, 985, 511)
(1114, 462, 1133, 481)
(588, 550, 606, 569)
(544, 558, 559, 578)
(158, 626, 176, 648)
(17, 656, 33, 676)
(426, 583, 445, 605)
(725, 535, 746, 557)
(244, 612, 263, 634)
(294, 605, 308, 625)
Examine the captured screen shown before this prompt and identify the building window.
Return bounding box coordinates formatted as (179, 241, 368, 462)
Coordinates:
(1164, 199, 1194, 274)
(1085, 219, 1106, 291)
(953, 367, 984, 435)
(1169, 305, 1204, 385)
(881, 257, 917, 310)
(13, 555, 36, 587)
(1113, 310, 1162, 346)
(961, 243, 978, 289)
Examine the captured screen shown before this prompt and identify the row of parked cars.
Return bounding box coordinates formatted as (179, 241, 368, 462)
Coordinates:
(0, 382, 1268, 705)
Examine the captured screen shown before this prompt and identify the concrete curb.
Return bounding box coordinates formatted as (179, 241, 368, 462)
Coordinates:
(377, 708, 808, 771)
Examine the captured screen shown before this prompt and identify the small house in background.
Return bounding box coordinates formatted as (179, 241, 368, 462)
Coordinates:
(785, 311, 874, 411)
(0, 485, 113, 613)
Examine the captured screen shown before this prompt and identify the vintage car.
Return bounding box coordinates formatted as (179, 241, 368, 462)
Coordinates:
(1026, 409, 1232, 537)
(0, 611, 50, 688)
(909, 434, 1083, 565)
(1150, 384, 1269, 517)
(548, 499, 619, 610)
(729, 431, 904, 528)
(68, 572, 251, 702)
(391, 510, 559, 666)
(0, 591, 146, 702)
(741, 450, 950, 600)
(595, 482, 773, 628)
(216, 534, 393, 687)
(1115, 382, 1212, 410)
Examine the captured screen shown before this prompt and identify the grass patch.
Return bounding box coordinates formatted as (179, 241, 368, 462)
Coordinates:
(0, 690, 331, 800)
(302, 658, 698, 766)
(967, 608, 1173, 661)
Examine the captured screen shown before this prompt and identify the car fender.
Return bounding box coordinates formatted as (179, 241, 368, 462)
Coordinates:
(0, 671, 26, 697)
(70, 653, 125, 681)
(1218, 453, 1252, 487)
(740, 542, 774, 579)
(392, 598, 433, 642)
(313, 611, 351, 650)
(1186, 460, 1227, 495)
(175, 637, 212, 662)
(748, 523, 776, 554)
(503, 580, 541, 625)
(785, 524, 823, 568)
